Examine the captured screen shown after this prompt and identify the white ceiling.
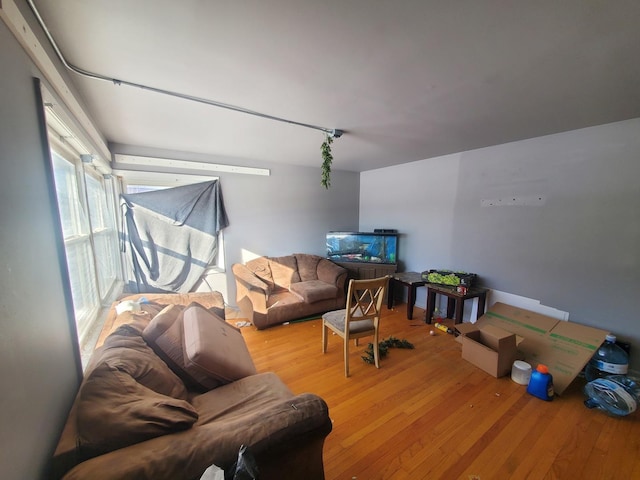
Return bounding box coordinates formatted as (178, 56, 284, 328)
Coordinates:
(31, 0, 640, 172)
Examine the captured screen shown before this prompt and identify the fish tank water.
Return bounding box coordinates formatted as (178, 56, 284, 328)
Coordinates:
(326, 232, 398, 264)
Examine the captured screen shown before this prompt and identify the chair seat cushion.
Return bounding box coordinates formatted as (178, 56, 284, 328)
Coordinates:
(322, 309, 374, 334)
(290, 280, 338, 304)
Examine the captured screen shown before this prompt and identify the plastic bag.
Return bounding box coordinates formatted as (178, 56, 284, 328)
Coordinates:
(200, 464, 224, 480)
(225, 445, 259, 480)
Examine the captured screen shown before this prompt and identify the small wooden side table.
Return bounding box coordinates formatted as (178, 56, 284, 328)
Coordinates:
(425, 284, 488, 324)
(387, 272, 426, 320)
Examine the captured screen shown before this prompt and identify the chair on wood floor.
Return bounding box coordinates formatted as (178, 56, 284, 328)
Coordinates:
(321, 276, 389, 377)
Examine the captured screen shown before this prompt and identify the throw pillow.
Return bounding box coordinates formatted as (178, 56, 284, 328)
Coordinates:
(246, 256, 275, 292)
(77, 362, 198, 457)
(182, 304, 257, 384)
(143, 302, 229, 391)
(268, 255, 301, 290)
(90, 324, 189, 400)
(295, 254, 322, 282)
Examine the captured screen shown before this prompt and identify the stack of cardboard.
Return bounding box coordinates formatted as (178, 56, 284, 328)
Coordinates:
(456, 302, 609, 395)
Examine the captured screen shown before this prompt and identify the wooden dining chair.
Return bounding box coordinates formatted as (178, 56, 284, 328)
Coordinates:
(321, 276, 389, 377)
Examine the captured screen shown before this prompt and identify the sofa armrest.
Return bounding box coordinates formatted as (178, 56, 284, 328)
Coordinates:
(232, 263, 270, 295)
(232, 263, 270, 327)
(61, 393, 332, 480)
(317, 259, 347, 291)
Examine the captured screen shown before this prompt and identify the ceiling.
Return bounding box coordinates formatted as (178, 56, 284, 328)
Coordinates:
(30, 0, 640, 173)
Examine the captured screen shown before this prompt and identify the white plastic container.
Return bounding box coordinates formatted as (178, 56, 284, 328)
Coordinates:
(511, 360, 532, 385)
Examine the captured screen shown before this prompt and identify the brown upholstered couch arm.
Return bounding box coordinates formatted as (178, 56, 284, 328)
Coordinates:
(60, 393, 332, 480)
(317, 259, 348, 291)
(232, 263, 270, 294)
(232, 263, 269, 324)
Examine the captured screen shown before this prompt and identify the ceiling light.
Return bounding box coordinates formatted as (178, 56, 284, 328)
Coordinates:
(113, 154, 270, 176)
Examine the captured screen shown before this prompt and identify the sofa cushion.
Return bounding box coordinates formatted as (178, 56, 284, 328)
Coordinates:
(183, 303, 257, 384)
(192, 372, 293, 425)
(143, 302, 227, 392)
(77, 362, 198, 457)
(268, 255, 301, 290)
(245, 256, 275, 292)
(295, 254, 321, 282)
(92, 324, 189, 400)
(290, 280, 339, 304)
(142, 304, 184, 340)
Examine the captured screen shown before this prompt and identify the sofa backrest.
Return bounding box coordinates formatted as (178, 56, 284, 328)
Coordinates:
(245, 254, 331, 292)
(294, 254, 323, 282)
(267, 255, 301, 290)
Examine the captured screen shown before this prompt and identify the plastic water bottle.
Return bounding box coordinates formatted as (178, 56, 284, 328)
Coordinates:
(584, 375, 639, 417)
(526, 364, 554, 401)
(584, 334, 629, 382)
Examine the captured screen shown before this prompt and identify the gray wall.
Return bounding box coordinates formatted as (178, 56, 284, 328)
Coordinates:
(361, 118, 640, 370)
(0, 20, 80, 480)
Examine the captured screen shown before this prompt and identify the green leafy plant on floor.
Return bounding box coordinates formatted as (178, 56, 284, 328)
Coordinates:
(361, 336, 415, 364)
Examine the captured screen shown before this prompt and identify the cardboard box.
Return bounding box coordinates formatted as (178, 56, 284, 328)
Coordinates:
(461, 324, 518, 378)
(463, 302, 609, 394)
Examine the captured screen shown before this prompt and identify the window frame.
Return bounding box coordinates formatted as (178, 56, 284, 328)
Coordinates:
(47, 125, 122, 349)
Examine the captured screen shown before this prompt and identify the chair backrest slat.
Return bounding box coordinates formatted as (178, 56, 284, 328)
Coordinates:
(345, 276, 389, 327)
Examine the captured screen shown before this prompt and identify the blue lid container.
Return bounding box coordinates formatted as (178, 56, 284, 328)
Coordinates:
(527, 364, 554, 401)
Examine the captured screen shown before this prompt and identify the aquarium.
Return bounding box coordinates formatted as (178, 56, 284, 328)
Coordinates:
(326, 232, 398, 264)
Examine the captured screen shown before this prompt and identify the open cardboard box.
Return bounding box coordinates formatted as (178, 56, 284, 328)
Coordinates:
(459, 324, 518, 378)
(455, 302, 609, 394)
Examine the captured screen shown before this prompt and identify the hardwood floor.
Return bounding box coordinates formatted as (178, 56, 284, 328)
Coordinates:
(237, 305, 640, 480)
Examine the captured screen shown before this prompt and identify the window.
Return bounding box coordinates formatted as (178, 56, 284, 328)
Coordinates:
(51, 149, 100, 338)
(85, 172, 119, 298)
(47, 128, 121, 347)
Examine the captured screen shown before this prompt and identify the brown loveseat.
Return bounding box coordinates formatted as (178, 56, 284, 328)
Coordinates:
(232, 254, 348, 329)
(51, 293, 332, 480)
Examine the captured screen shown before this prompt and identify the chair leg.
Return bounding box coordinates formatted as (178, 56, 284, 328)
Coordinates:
(344, 336, 350, 377)
(373, 330, 380, 369)
(322, 323, 327, 353)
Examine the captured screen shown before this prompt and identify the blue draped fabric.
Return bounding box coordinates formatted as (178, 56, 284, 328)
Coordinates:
(121, 180, 229, 293)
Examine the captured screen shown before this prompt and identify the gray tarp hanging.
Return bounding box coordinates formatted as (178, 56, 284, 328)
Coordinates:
(121, 180, 229, 293)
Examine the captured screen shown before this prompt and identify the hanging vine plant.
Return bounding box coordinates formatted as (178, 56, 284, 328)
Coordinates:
(320, 134, 334, 189)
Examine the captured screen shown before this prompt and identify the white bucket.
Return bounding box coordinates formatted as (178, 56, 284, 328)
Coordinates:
(511, 360, 532, 385)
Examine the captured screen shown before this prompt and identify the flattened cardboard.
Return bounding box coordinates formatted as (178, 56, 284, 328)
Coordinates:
(461, 324, 517, 378)
(474, 302, 609, 394)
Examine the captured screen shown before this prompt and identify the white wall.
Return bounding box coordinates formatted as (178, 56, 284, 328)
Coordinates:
(361, 118, 640, 370)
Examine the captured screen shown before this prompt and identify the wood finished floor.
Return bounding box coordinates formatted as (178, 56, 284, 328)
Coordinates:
(237, 305, 640, 480)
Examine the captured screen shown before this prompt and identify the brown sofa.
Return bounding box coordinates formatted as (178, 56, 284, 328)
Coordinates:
(232, 253, 347, 329)
(51, 293, 332, 480)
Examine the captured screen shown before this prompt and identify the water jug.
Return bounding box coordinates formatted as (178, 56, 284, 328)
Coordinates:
(584, 334, 628, 382)
(527, 364, 554, 401)
(584, 375, 639, 417)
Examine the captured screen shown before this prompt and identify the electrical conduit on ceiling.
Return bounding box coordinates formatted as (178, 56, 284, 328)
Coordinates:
(25, 0, 344, 139)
